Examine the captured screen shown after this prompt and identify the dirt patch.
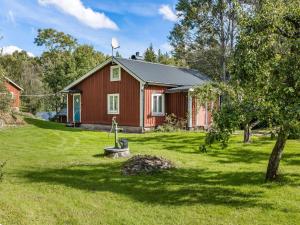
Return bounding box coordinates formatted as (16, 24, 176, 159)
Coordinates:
(0, 112, 26, 128)
(122, 155, 175, 176)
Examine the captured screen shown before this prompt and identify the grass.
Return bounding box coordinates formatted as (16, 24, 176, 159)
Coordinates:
(0, 118, 299, 225)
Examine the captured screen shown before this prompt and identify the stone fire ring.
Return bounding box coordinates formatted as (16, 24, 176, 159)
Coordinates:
(104, 147, 130, 158)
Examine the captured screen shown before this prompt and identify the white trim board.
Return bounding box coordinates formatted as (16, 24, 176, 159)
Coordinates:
(139, 82, 144, 127)
(107, 93, 120, 115)
(62, 57, 146, 92)
(63, 58, 112, 91)
(110, 65, 121, 81)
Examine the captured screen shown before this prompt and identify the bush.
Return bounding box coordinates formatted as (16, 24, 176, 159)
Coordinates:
(156, 113, 187, 132)
(0, 77, 11, 113)
(288, 122, 300, 139)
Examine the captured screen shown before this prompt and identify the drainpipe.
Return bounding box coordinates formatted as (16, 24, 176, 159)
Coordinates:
(205, 102, 208, 129)
(140, 82, 146, 132)
(188, 91, 193, 130)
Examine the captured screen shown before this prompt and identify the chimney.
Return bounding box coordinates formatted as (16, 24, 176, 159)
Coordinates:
(131, 51, 143, 60)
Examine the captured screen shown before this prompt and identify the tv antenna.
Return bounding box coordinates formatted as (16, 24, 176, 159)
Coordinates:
(111, 37, 120, 57)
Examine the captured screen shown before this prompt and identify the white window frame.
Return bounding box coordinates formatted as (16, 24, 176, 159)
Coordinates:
(151, 93, 165, 116)
(107, 93, 120, 114)
(110, 65, 121, 81)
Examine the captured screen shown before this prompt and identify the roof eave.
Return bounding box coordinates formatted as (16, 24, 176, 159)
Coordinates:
(62, 58, 113, 92)
(4, 76, 24, 91)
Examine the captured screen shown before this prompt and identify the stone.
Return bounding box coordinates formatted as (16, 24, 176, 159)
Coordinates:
(122, 155, 175, 175)
(104, 147, 130, 158)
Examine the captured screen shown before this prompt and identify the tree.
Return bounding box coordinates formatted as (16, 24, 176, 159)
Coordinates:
(169, 0, 242, 80)
(144, 43, 157, 62)
(232, 0, 300, 181)
(115, 51, 122, 58)
(192, 82, 260, 147)
(0, 66, 11, 112)
(73, 45, 107, 80)
(34, 28, 77, 51)
(0, 52, 44, 113)
(157, 50, 178, 65)
(40, 50, 76, 112)
(36, 29, 108, 112)
(169, 0, 260, 80)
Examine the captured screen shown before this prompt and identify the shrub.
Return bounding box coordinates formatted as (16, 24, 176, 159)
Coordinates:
(0, 76, 11, 113)
(156, 113, 187, 132)
(288, 122, 300, 139)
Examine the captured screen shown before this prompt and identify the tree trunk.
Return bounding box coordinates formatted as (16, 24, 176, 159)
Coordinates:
(265, 128, 287, 181)
(243, 121, 259, 143)
(243, 124, 251, 143)
(219, 0, 226, 82)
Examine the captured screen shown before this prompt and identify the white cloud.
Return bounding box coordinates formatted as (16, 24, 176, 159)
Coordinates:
(158, 5, 178, 22)
(7, 10, 16, 24)
(38, 0, 118, 30)
(1, 45, 35, 57)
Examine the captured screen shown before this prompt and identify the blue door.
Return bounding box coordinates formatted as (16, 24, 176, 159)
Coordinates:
(73, 94, 81, 122)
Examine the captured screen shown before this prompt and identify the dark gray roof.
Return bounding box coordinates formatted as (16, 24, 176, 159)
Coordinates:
(165, 86, 193, 93)
(114, 58, 210, 86)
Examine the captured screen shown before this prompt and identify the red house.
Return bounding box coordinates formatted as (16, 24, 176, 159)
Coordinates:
(4, 77, 23, 111)
(63, 57, 213, 132)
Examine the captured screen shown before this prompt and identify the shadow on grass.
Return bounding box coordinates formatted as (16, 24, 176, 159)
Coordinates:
(25, 118, 82, 132)
(127, 133, 205, 154)
(20, 162, 298, 208)
(206, 146, 300, 165)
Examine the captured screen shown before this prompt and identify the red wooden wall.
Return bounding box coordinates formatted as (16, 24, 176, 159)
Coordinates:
(5, 81, 21, 108)
(166, 92, 188, 119)
(144, 85, 167, 127)
(68, 63, 140, 126)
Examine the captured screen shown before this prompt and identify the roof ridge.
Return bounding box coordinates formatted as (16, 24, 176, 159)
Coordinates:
(117, 57, 192, 70)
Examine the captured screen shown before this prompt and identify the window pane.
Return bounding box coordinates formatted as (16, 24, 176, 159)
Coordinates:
(114, 96, 118, 111)
(112, 68, 119, 79)
(153, 96, 157, 112)
(109, 96, 114, 111)
(158, 96, 162, 112)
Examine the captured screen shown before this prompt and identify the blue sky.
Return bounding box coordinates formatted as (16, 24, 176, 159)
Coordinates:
(0, 0, 178, 57)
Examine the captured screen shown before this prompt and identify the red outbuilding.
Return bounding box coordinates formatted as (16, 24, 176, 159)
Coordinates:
(4, 77, 23, 111)
(63, 57, 214, 132)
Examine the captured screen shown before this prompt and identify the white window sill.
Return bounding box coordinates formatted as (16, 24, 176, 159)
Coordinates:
(110, 79, 121, 81)
(108, 112, 119, 115)
(151, 113, 165, 117)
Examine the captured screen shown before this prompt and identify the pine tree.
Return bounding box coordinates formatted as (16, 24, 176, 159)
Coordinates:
(144, 43, 157, 62)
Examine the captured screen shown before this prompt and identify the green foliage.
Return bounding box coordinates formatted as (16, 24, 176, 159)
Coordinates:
(232, 0, 300, 136)
(34, 28, 77, 51)
(144, 43, 157, 62)
(231, 0, 300, 180)
(0, 51, 45, 113)
(0, 68, 11, 112)
(35, 29, 107, 112)
(199, 144, 207, 153)
(288, 121, 300, 139)
(206, 103, 241, 148)
(169, 0, 253, 80)
(73, 45, 108, 79)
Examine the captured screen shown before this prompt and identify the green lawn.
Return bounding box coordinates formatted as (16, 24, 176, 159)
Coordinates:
(0, 119, 299, 225)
